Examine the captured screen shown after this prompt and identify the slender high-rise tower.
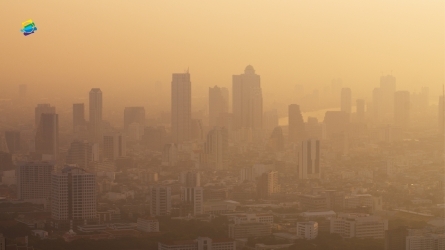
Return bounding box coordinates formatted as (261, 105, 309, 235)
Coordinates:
(204, 127, 228, 169)
(35, 113, 59, 160)
(73, 103, 85, 132)
(394, 91, 410, 129)
(171, 72, 191, 143)
(35, 104, 55, 128)
(232, 65, 263, 130)
(209, 86, 229, 129)
(288, 104, 305, 144)
(89, 88, 103, 144)
(341, 88, 352, 114)
(298, 139, 321, 179)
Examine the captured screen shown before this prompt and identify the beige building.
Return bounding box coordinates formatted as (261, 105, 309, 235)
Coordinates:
(329, 213, 388, 239)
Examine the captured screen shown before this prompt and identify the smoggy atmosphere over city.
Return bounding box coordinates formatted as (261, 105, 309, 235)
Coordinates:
(0, 1, 444, 250)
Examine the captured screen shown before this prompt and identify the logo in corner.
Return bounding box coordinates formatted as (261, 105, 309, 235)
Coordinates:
(21, 20, 37, 36)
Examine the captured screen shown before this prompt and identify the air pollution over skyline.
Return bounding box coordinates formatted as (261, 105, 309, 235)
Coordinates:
(0, 1, 443, 250)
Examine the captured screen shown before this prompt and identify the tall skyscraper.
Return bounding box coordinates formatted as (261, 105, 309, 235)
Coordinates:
(103, 133, 126, 161)
(439, 95, 444, 134)
(35, 113, 59, 160)
(209, 86, 229, 129)
(180, 187, 203, 216)
(394, 91, 410, 129)
(17, 162, 54, 201)
(66, 141, 98, 169)
(89, 88, 103, 143)
(4, 131, 20, 154)
(35, 104, 55, 128)
(288, 104, 305, 144)
(341, 88, 352, 114)
(356, 99, 365, 122)
(380, 75, 396, 117)
(73, 103, 85, 132)
(124, 107, 145, 131)
(204, 127, 228, 169)
(51, 165, 97, 228)
(257, 171, 280, 199)
(232, 65, 263, 130)
(298, 139, 321, 179)
(171, 72, 192, 143)
(150, 186, 172, 217)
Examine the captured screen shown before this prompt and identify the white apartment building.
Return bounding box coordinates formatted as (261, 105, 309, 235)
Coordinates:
(137, 217, 159, 232)
(51, 165, 97, 228)
(406, 233, 445, 250)
(297, 221, 318, 240)
(17, 162, 54, 202)
(150, 186, 171, 217)
(158, 237, 235, 250)
(329, 213, 388, 239)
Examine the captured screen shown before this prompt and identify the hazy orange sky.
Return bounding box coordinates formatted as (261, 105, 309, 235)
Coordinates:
(0, 1, 443, 105)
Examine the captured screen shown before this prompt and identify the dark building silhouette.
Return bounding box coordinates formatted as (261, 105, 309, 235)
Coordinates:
(288, 104, 305, 144)
(380, 74, 396, 118)
(35, 113, 59, 160)
(268, 126, 284, 151)
(66, 141, 97, 169)
(385, 227, 407, 250)
(34, 104, 55, 128)
(89, 88, 103, 144)
(124, 107, 145, 131)
(4, 131, 20, 153)
(191, 119, 203, 141)
(171, 72, 192, 143)
(209, 86, 229, 129)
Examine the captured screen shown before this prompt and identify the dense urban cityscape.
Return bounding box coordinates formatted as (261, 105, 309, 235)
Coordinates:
(1, 1, 444, 250)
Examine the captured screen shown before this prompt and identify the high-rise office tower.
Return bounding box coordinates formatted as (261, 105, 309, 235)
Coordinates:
(150, 186, 171, 217)
(103, 133, 126, 161)
(298, 139, 321, 179)
(439, 96, 444, 134)
(35, 104, 55, 128)
(4, 131, 20, 153)
(288, 104, 305, 144)
(17, 162, 54, 201)
(191, 119, 203, 141)
(341, 88, 352, 114)
(232, 65, 263, 130)
(162, 143, 178, 166)
(73, 103, 85, 132)
(180, 171, 200, 187)
(267, 126, 284, 151)
(180, 187, 203, 216)
(204, 127, 228, 169)
(66, 141, 98, 169)
(171, 72, 192, 143)
(356, 99, 365, 122)
(257, 171, 280, 199)
(394, 91, 410, 129)
(380, 75, 396, 117)
(51, 165, 97, 228)
(124, 107, 145, 132)
(209, 86, 229, 129)
(89, 88, 103, 144)
(35, 113, 59, 160)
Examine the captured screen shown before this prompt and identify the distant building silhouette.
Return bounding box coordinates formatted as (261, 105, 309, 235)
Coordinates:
(298, 139, 321, 179)
(288, 104, 305, 144)
(267, 126, 284, 152)
(204, 127, 228, 169)
(263, 109, 279, 134)
(17, 162, 54, 202)
(150, 186, 171, 217)
(380, 75, 396, 118)
(372, 87, 383, 122)
(73, 103, 85, 132)
(171, 72, 192, 143)
(341, 88, 352, 114)
(66, 141, 98, 169)
(257, 171, 280, 199)
(103, 133, 126, 161)
(35, 113, 58, 160)
(34, 104, 55, 128)
(209, 86, 229, 129)
(162, 143, 178, 167)
(394, 91, 410, 129)
(232, 65, 263, 133)
(89, 88, 103, 143)
(4, 131, 20, 154)
(191, 119, 203, 141)
(124, 107, 145, 132)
